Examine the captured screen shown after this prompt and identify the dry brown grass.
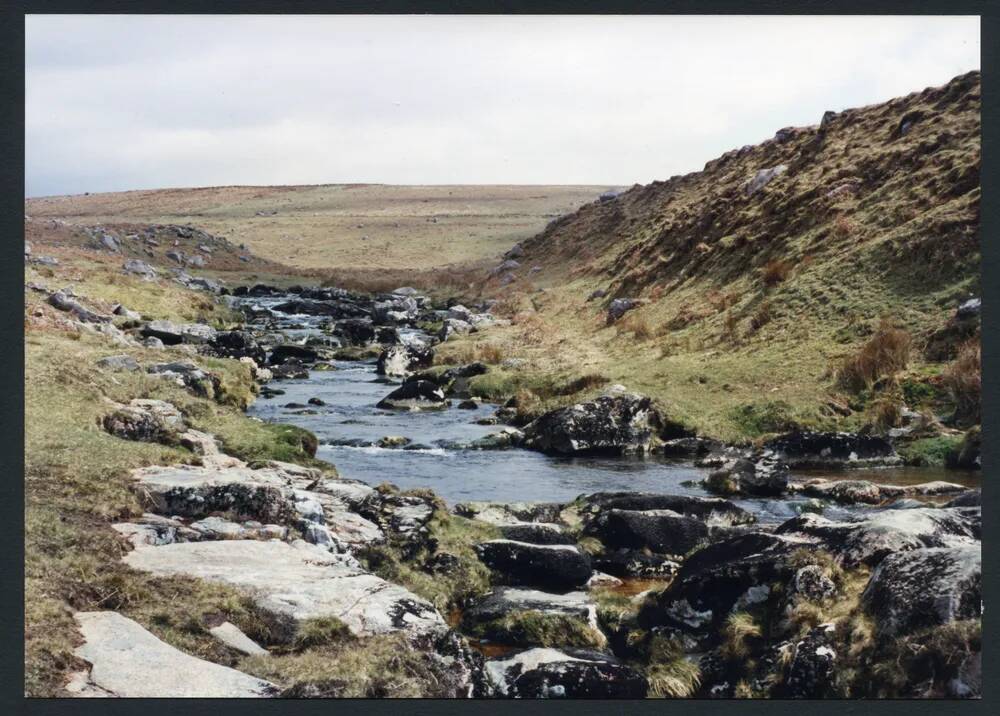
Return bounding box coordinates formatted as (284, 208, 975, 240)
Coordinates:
(832, 214, 856, 239)
(761, 259, 795, 287)
(837, 319, 912, 391)
(749, 300, 772, 332)
(618, 313, 654, 341)
(943, 339, 981, 425)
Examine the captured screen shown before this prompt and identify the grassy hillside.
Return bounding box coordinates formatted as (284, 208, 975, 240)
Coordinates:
(439, 71, 981, 442)
(25, 184, 611, 272)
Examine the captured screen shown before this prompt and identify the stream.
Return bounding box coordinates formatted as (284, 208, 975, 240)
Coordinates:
(240, 295, 978, 523)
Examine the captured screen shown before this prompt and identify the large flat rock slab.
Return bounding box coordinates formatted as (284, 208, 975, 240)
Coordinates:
(123, 539, 445, 638)
(69, 611, 277, 698)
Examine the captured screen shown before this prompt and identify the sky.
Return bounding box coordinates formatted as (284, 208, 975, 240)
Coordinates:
(25, 14, 980, 197)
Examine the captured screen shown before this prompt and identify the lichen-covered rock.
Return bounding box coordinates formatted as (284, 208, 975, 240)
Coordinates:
(498, 523, 574, 545)
(141, 319, 217, 345)
(706, 455, 789, 497)
(522, 390, 663, 455)
(475, 540, 592, 590)
(124, 540, 446, 639)
(763, 431, 900, 469)
(790, 478, 967, 505)
(861, 546, 981, 637)
(782, 625, 837, 698)
(592, 550, 680, 579)
(101, 401, 183, 445)
(578, 492, 754, 528)
(638, 532, 816, 635)
(96, 354, 141, 372)
(463, 588, 598, 629)
(774, 508, 979, 567)
(48, 290, 111, 324)
(484, 647, 648, 698)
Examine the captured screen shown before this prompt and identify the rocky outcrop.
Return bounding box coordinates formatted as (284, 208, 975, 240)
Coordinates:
(638, 532, 815, 636)
(774, 508, 979, 567)
(475, 540, 592, 591)
(124, 539, 446, 639)
(763, 431, 900, 469)
(48, 290, 111, 324)
(522, 389, 663, 455)
(101, 399, 184, 445)
(861, 546, 981, 637)
(484, 648, 648, 698)
(463, 588, 598, 631)
(141, 319, 217, 345)
(68, 612, 277, 698)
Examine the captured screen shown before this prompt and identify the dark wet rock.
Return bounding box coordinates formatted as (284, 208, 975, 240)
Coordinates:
(376, 436, 410, 449)
(583, 509, 709, 557)
(376, 380, 446, 411)
(764, 430, 899, 469)
(141, 319, 217, 345)
(375, 344, 433, 377)
(457, 400, 479, 410)
(484, 647, 647, 698)
(578, 492, 754, 528)
(638, 532, 814, 635)
(523, 389, 663, 455)
(333, 318, 377, 346)
(499, 523, 575, 545)
(268, 344, 319, 365)
(48, 291, 111, 324)
(209, 331, 266, 364)
(475, 540, 592, 590)
(586, 289, 607, 302)
(706, 455, 789, 497)
(862, 546, 981, 637)
(774, 508, 979, 568)
(661, 436, 722, 457)
(270, 361, 310, 380)
(307, 397, 326, 406)
(946, 490, 981, 508)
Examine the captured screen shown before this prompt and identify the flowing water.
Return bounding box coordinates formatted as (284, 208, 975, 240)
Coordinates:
(241, 296, 978, 522)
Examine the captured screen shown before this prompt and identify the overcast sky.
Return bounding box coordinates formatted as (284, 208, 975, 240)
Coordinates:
(25, 14, 980, 197)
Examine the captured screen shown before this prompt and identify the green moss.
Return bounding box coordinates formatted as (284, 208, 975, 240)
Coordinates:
(727, 400, 799, 437)
(898, 435, 963, 467)
(358, 511, 498, 611)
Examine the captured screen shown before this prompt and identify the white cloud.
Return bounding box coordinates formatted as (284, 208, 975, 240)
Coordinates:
(25, 14, 980, 196)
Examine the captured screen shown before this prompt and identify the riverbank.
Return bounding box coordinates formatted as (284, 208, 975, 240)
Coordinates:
(23, 220, 982, 697)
